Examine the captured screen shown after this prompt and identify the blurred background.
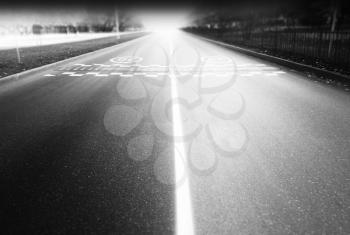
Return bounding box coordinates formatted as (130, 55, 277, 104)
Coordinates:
(0, 0, 349, 76)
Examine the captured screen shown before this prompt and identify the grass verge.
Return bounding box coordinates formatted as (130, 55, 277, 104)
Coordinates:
(0, 33, 147, 78)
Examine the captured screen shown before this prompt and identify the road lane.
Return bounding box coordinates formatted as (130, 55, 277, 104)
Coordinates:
(1, 31, 350, 234)
(0, 34, 176, 234)
(179, 34, 350, 234)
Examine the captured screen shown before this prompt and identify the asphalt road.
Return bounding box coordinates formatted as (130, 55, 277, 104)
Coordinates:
(1, 32, 350, 234)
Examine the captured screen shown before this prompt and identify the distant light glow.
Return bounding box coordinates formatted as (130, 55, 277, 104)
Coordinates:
(139, 11, 189, 32)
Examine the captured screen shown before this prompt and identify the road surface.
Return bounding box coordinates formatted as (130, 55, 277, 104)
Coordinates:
(1, 31, 350, 234)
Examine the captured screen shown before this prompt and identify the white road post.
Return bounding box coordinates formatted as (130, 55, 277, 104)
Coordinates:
(115, 10, 120, 40)
(15, 27, 21, 64)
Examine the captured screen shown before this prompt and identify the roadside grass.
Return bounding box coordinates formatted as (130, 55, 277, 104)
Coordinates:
(0, 33, 146, 78)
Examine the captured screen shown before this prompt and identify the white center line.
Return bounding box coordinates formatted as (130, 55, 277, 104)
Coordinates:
(169, 35, 195, 235)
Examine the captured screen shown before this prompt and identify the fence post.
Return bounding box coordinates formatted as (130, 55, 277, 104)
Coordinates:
(274, 29, 278, 51)
(318, 31, 323, 58)
(292, 30, 296, 53)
